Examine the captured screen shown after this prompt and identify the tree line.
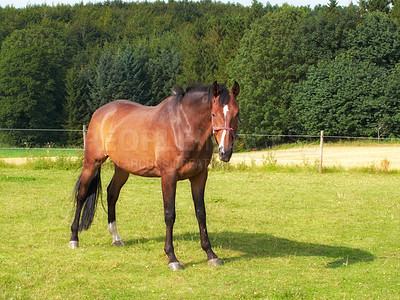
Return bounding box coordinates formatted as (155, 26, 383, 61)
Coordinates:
(0, 0, 399, 147)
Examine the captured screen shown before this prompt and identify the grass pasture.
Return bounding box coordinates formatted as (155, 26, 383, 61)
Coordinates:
(0, 164, 399, 299)
(0, 148, 82, 158)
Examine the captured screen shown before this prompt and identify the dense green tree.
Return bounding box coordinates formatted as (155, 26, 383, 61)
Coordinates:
(291, 12, 400, 138)
(291, 54, 388, 136)
(88, 46, 152, 111)
(0, 6, 21, 46)
(292, 54, 400, 138)
(359, 0, 390, 13)
(178, 19, 217, 84)
(0, 26, 67, 145)
(329, 0, 338, 8)
(178, 11, 250, 84)
(148, 49, 181, 105)
(65, 66, 92, 145)
(391, 0, 400, 24)
(290, 5, 362, 80)
(212, 15, 249, 83)
(381, 63, 400, 137)
(87, 49, 114, 111)
(229, 5, 309, 140)
(346, 12, 400, 67)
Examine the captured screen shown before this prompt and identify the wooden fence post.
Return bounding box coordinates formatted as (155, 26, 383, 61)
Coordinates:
(319, 130, 324, 173)
(83, 125, 87, 149)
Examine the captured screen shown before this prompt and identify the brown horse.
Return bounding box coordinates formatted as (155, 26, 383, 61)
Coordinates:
(69, 81, 240, 270)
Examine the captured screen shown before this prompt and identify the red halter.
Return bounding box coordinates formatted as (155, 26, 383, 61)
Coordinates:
(211, 113, 235, 146)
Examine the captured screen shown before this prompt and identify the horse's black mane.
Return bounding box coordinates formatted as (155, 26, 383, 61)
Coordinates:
(172, 84, 230, 106)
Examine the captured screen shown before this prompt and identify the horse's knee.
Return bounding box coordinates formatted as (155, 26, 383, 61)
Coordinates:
(164, 210, 176, 225)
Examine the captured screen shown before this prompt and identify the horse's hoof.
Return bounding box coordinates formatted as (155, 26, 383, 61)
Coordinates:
(112, 240, 125, 247)
(208, 258, 223, 266)
(168, 262, 184, 271)
(68, 241, 79, 249)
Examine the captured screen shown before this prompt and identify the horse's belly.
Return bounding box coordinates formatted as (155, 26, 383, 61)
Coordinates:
(110, 155, 161, 177)
(132, 165, 161, 177)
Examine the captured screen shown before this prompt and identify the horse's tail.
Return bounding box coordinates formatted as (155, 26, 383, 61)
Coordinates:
(73, 167, 102, 232)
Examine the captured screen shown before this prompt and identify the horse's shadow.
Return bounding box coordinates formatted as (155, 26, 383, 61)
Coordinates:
(125, 231, 375, 268)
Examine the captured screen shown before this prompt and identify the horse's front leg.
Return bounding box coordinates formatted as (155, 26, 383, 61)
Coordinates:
(161, 171, 182, 270)
(190, 168, 222, 266)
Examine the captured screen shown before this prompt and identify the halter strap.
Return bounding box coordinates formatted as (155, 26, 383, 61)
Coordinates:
(211, 114, 235, 146)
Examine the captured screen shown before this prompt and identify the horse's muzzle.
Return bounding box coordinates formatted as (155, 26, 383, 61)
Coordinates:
(218, 147, 233, 162)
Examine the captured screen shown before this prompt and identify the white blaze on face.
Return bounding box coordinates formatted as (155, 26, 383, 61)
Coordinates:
(219, 105, 229, 152)
(223, 104, 229, 119)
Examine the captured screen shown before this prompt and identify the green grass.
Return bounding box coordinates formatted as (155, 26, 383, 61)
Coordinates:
(0, 148, 83, 158)
(0, 166, 399, 298)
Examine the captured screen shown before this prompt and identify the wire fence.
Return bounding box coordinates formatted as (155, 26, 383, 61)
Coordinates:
(0, 127, 86, 150)
(238, 133, 400, 140)
(2, 128, 400, 169)
(235, 133, 400, 152)
(1, 127, 400, 151)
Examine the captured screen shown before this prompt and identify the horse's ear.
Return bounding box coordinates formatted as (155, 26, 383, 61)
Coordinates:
(212, 81, 219, 97)
(232, 81, 240, 97)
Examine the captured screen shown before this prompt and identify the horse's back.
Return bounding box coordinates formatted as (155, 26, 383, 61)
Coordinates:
(86, 99, 170, 176)
(94, 100, 148, 117)
(90, 99, 159, 131)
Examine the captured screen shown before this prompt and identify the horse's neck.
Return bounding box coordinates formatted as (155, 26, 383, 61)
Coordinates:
(184, 96, 211, 125)
(174, 97, 212, 146)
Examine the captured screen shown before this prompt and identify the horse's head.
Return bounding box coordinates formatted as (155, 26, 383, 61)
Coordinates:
(211, 81, 240, 162)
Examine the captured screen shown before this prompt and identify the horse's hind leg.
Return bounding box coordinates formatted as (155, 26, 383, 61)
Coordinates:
(190, 168, 222, 266)
(107, 164, 129, 246)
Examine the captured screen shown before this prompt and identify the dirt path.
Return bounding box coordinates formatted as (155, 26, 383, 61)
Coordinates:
(1, 156, 66, 165)
(2, 144, 400, 170)
(230, 144, 400, 170)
